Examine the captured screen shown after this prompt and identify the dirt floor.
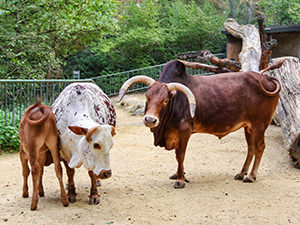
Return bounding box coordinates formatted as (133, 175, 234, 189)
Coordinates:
(1, 93, 300, 225)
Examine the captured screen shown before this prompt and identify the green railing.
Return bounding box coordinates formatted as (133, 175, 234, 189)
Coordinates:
(1, 54, 225, 127)
(0, 79, 93, 127)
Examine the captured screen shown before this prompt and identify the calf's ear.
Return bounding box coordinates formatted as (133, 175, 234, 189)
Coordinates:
(111, 126, 116, 137)
(68, 126, 88, 135)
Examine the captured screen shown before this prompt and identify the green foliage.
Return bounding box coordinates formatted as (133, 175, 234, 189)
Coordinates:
(258, 0, 300, 25)
(0, 114, 20, 153)
(0, 0, 119, 79)
(65, 0, 227, 79)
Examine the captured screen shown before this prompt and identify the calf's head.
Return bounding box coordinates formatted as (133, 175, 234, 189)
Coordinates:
(68, 125, 116, 179)
(118, 75, 196, 129)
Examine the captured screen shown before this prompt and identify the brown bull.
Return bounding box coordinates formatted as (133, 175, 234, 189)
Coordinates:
(118, 59, 284, 189)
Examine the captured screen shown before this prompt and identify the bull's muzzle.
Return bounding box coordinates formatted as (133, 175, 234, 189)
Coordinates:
(143, 115, 159, 128)
(97, 169, 112, 179)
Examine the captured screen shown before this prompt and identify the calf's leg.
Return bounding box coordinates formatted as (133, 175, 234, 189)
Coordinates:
(47, 140, 69, 207)
(20, 146, 30, 198)
(88, 170, 100, 205)
(28, 148, 41, 210)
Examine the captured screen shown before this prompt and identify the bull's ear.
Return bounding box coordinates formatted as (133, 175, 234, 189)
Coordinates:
(170, 90, 177, 99)
(68, 126, 88, 135)
(111, 126, 116, 137)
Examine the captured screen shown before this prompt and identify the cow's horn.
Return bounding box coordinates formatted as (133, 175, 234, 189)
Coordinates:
(166, 83, 196, 118)
(118, 75, 156, 102)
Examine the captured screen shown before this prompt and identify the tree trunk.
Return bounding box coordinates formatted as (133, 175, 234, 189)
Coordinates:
(270, 57, 300, 167)
(224, 18, 261, 72)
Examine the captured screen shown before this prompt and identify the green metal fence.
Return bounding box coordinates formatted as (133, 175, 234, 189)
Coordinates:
(0, 79, 93, 127)
(0, 54, 225, 127)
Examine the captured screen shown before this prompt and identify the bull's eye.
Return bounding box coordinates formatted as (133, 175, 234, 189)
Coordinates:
(163, 99, 169, 105)
(93, 143, 101, 150)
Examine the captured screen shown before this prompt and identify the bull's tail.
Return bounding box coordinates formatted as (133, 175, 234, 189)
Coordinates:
(258, 59, 285, 97)
(24, 98, 50, 126)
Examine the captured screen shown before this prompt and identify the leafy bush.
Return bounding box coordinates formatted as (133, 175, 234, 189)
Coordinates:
(0, 122, 20, 153)
(64, 0, 227, 79)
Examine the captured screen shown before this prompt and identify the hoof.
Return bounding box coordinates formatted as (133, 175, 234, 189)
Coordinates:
(234, 174, 244, 180)
(62, 200, 69, 207)
(39, 192, 45, 197)
(68, 195, 76, 203)
(22, 193, 29, 198)
(174, 181, 185, 189)
(169, 173, 178, 180)
(243, 176, 256, 183)
(89, 195, 100, 205)
(96, 180, 101, 187)
(30, 205, 37, 211)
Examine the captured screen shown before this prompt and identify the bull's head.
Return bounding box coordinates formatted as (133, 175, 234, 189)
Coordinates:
(68, 125, 116, 179)
(117, 75, 196, 128)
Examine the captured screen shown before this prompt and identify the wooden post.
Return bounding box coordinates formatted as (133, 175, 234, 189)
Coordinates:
(224, 18, 261, 72)
(270, 57, 300, 167)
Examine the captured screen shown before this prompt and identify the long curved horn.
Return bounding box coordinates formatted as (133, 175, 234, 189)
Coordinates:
(166, 83, 196, 118)
(117, 75, 156, 102)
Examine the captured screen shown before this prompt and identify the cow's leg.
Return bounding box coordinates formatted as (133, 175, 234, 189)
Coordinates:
(47, 140, 69, 207)
(20, 146, 30, 198)
(88, 170, 100, 205)
(243, 130, 266, 183)
(63, 160, 77, 203)
(234, 127, 255, 180)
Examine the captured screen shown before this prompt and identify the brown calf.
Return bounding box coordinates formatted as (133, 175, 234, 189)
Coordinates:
(19, 100, 69, 210)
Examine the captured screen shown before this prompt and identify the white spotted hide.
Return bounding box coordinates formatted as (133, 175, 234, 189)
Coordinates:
(51, 82, 116, 175)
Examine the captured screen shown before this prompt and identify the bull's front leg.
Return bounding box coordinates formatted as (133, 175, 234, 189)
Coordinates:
(170, 135, 191, 189)
(88, 170, 100, 205)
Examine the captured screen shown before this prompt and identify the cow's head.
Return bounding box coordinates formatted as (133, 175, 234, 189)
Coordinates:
(68, 125, 116, 179)
(117, 75, 196, 128)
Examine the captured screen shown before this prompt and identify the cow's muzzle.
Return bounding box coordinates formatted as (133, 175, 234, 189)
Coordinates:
(97, 169, 112, 179)
(143, 115, 159, 128)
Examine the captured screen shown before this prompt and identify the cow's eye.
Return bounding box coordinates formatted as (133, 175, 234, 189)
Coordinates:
(93, 143, 101, 150)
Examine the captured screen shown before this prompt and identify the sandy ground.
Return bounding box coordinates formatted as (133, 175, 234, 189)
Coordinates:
(1, 93, 300, 225)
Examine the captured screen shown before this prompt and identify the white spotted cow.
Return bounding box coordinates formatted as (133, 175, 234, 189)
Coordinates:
(52, 82, 116, 204)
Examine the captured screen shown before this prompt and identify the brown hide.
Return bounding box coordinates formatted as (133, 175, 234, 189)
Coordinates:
(19, 101, 68, 210)
(144, 60, 280, 188)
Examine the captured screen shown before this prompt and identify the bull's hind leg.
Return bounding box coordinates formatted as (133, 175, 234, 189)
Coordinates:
(243, 130, 266, 183)
(234, 127, 255, 181)
(235, 127, 266, 182)
(88, 170, 100, 204)
(20, 146, 30, 198)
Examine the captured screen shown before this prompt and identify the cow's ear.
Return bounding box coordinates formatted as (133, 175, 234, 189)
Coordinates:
(111, 126, 116, 137)
(170, 90, 177, 99)
(68, 126, 88, 135)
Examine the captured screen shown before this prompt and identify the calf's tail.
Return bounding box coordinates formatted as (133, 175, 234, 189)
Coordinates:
(24, 98, 50, 126)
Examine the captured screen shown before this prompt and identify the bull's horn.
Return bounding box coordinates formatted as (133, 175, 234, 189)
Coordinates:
(118, 75, 156, 102)
(166, 83, 196, 118)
